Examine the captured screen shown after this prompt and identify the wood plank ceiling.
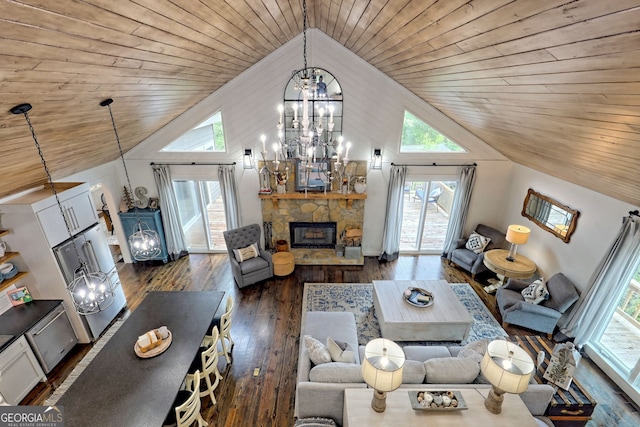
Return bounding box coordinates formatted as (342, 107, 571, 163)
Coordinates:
(0, 0, 638, 205)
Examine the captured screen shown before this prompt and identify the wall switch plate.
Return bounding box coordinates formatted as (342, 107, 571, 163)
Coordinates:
(253, 368, 260, 376)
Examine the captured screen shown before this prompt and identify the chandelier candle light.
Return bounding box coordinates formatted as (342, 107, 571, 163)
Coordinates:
(505, 224, 530, 262)
(101, 99, 161, 261)
(10, 103, 115, 315)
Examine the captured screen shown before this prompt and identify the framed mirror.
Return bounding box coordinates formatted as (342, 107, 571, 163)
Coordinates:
(522, 189, 579, 243)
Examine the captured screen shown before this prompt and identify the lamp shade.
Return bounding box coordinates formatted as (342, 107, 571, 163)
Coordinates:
(506, 225, 530, 245)
(361, 338, 405, 392)
(480, 340, 534, 394)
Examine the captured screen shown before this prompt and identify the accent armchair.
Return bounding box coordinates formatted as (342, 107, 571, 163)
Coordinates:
(223, 224, 273, 288)
(448, 223, 508, 278)
(496, 273, 580, 338)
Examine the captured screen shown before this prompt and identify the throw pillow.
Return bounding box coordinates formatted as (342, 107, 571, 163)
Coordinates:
(465, 232, 491, 254)
(521, 278, 549, 305)
(303, 335, 331, 365)
(233, 242, 260, 263)
(326, 337, 355, 363)
(457, 339, 489, 364)
(424, 357, 480, 384)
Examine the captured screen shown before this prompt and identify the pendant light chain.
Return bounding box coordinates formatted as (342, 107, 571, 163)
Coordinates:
(104, 101, 135, 196)
(20, 108, 84, 265)
(303, 0, 308, 72)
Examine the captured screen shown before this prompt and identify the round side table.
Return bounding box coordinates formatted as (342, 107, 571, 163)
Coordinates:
(272, 251, 295, 276)
(483, 249, 536, 293)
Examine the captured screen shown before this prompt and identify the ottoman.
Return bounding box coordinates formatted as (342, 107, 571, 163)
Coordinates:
(272, 251, 295, 276)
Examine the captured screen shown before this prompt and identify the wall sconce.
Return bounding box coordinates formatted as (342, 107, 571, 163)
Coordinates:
(243, 148, 254, 169)
(372, 148, 382, 169)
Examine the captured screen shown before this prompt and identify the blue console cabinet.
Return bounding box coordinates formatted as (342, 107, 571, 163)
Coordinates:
(118, 208, 169, 263)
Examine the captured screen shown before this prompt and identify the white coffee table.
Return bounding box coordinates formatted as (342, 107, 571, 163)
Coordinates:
(343, 388, 539, 427)
(372, 280, 473, 341)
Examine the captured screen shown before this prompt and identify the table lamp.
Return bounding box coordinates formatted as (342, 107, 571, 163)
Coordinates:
(361, 338, 405, 412)
(505, 225, 530, 262)
(480, 340, 534, 414)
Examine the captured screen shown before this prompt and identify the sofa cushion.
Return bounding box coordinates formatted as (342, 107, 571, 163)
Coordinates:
(403, 346, 452, 361)
(465, 232, 491, 253)
(457, 339, 489, 364)
(424, 357, 480, 384)
(304, 335, 331, 365)
(309, 362, 363, 383)
(327, 337, 355, 363)
(402, 360, 426, 384)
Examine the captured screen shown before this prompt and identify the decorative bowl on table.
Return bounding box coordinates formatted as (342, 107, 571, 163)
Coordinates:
(134, 326, 172, 358)
(403, 287, 434, 308)
(409, 390, 467, 411)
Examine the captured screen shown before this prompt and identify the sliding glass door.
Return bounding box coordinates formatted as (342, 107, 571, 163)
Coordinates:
(173, 180, 227, 252)
(588, 264, 640, 398)
(400, 179, 456, 253)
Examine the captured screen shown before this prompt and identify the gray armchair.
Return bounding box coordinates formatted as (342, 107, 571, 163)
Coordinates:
(496, 273, 579, 338)
(448, 223, 508, 278)
(223, 224, 273, 288)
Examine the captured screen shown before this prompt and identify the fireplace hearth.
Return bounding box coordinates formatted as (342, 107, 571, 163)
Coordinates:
(290, 222, 337, 248)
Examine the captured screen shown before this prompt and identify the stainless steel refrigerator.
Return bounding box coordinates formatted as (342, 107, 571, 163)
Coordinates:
(52, 223, 127, 340)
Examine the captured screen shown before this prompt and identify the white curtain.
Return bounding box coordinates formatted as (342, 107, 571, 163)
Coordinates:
(560, 215, 640, 346)
(152, 165, 188, 260)
(217, 165, 240, 230)
(379, 165, 407, 262)
(442, 165, 477, 258)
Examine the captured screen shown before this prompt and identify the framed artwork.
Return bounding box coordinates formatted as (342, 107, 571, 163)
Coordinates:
(148, 198, 159, 210)
(295, 159, 331, 192)
(8, 286, 33, 306)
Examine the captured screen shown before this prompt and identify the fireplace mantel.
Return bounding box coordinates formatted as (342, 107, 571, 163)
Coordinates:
(259, 192, 366, 209)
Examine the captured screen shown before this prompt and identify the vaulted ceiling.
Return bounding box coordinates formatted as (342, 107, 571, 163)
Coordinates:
(1, 1, 638, 205)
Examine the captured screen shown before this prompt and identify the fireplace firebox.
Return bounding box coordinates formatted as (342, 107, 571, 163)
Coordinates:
(289, 222, 337, 249)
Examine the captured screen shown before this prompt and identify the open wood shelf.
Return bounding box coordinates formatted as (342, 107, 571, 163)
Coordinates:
(0, 230, 9, 238)
(0, 271, 29, 293)
(0, 252, 20, 264)
(259, 192, 366, 209)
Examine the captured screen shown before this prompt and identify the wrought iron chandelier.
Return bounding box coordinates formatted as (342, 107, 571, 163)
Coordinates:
(258, 0, 354, 194)
(10, 103, 115, 315)
(100, 98, 162, 261)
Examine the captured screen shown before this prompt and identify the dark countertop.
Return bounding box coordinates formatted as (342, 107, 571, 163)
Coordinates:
(57, 291, 224, 427)
(0, 300, 62, 352)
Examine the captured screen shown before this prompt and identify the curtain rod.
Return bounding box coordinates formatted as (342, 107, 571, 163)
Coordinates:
(149, 161, 236, 166)
(630, 210, 639, 217)
(390, 162, 477, 167)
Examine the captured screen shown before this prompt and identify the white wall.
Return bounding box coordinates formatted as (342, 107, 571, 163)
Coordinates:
(502, 164, 637, 292)
(117, 29, 508, 255)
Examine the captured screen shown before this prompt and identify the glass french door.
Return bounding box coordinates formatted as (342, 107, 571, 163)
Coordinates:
(172, 180, 227, 252)
(400, 179, 456, 253)
(588, 263, 640, 402)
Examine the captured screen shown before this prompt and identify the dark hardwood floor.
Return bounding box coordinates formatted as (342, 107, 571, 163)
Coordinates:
(23, 254, 640, 426)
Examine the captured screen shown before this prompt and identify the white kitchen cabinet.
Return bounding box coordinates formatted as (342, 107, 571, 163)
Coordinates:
(35, 188, 98, 247)
(0, 336, 46, 405)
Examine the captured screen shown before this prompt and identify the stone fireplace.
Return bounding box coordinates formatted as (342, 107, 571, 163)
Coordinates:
(290, 222, 337, 248)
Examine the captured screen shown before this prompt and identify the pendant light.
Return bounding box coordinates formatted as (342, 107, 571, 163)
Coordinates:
(100, 98, 161, 261)
(10, 103, 115, 315)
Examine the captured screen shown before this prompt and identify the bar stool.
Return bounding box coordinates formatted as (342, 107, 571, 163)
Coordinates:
(163, 370, 208, 427)
(187, 326, 223, 405)
(217, 296, 235, 364)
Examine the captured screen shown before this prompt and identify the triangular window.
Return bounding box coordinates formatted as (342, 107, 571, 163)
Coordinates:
(400, 111, 465, 153)
(161, 111, 225, 152)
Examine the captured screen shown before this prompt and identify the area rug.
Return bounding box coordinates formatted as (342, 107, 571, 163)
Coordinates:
(45, 319, 124, 405)
(302, 282, 507, 346)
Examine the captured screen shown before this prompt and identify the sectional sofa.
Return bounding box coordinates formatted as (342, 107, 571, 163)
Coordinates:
(296, 311, 555, 424)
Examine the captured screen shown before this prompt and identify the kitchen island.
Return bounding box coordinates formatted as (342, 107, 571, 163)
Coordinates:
(57, 291, 224, 427)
